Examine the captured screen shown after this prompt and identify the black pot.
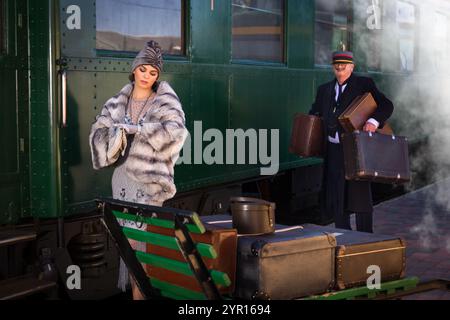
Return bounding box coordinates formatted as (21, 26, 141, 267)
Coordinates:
(230, 197, 276, 235)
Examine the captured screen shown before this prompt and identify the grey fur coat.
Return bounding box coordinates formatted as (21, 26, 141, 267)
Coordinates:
(89, 81, 188, 203)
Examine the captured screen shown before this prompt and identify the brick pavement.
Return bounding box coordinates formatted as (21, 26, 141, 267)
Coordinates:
(370, 178, 450, 300)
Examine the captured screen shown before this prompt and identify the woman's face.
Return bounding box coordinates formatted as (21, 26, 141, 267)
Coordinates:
(133, 65, 159, 91)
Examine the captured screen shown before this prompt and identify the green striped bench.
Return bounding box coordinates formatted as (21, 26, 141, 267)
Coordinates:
(98, 198, 231, 300)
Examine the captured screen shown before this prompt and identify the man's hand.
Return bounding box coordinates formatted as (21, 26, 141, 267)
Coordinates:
(114, 124, 139, 135)
(363, 122, 378, 133)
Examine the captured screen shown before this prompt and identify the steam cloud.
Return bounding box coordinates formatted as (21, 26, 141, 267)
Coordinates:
(410, 211, 439, 251)
(352, 0, 450, 251)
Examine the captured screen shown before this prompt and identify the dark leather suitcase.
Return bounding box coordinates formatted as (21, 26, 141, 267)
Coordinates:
(201, 216, 336, 300)
(342, 131, 411, 184)
(289, 113, 323, 157)
(146, 217, 237, 295)
(339, 93, 377, 133)
(302, 224, 406, 290)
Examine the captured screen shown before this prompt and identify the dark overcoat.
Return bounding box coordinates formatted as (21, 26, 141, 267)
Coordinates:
(310, 74, 394, 216)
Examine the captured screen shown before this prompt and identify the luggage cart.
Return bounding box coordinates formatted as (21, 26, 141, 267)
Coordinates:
(98, 198, 450, 301)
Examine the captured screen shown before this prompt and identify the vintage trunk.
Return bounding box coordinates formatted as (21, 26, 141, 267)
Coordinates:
(236, 226, 336, 300)
(289, 114, 323, 158)
(146, 217, 237, 294)
(302, 224, 407, 290)
(339, 93, 377, 133)
(342, 131, 411, 184)
(201, 216, 336, 300)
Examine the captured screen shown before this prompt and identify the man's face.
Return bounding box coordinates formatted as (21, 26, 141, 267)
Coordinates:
(333, 63, 354, 82)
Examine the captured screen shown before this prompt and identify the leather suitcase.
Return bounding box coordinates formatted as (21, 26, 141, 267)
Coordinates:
(201, 216, 336, 300)
(342, 131, 411, 184)
(377, 122, 394, 135)
(302, 224, 406, 290)
(289, 113, 323, 158)
(146, 217, 237, 295)
(339, 93, 377, 133)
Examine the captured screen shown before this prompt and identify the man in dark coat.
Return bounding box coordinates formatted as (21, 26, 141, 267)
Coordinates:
(309, 51, 394, 233)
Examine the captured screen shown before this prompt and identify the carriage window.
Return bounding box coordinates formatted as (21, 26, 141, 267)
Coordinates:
(315, 0, 352, 66)
(96, 0, 184, 56)
(231, 0, 285, 63)
(363, 0, 384, 71)
(433, 12, 448, 72)
(0, 0, 5, 55)
(396, 1, 415, 72)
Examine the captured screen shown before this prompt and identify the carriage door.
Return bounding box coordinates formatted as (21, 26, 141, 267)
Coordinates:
(0, 0, 29, 225)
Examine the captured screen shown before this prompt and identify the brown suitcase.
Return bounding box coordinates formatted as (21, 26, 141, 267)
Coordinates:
(339, 93, 377, 133)
(146, 219, 237, 294)
(342, 131, 411, 184)
(289, 113, 323, 157)
(377, 123, 394, 135)
(302, 224, 406, 290)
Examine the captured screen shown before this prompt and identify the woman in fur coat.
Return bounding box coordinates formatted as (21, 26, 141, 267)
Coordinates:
(89, 41, 188, 299)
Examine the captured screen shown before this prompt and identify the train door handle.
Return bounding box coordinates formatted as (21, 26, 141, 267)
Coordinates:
(57, 58, 68, 128)
(60, 69, 67, 128)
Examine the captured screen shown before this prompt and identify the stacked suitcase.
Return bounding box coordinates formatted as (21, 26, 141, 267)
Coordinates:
(200, 216, 406, 299)
(202, 216, 336, 300)
(302, 224, 406, 290)
(337, 93, 411, 185)
(338, 92, 378, 132)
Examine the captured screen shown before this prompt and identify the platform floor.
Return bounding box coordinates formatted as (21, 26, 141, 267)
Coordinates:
(350, 178, 450, 300)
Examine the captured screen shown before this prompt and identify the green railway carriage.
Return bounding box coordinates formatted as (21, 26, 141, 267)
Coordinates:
(0, 0, 448, 299)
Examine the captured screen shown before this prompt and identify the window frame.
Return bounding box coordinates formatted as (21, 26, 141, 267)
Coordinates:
(395, 0, 417, 74)
(230, 0, 287, 66)
(0, 0, 6, 55)
(431, 10, 449, 74)
(314, 0, 353, 69)
(95, 0, 189, 61)
(360, 0, 384, 73)
(365, 29, 383, 73)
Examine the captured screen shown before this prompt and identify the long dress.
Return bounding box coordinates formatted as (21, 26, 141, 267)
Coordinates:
(112, 97, 163, 292)
(89, 82, 188, 291)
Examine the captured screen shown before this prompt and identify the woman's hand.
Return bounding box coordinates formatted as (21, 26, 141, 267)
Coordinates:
(115, 124, 140, 135)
